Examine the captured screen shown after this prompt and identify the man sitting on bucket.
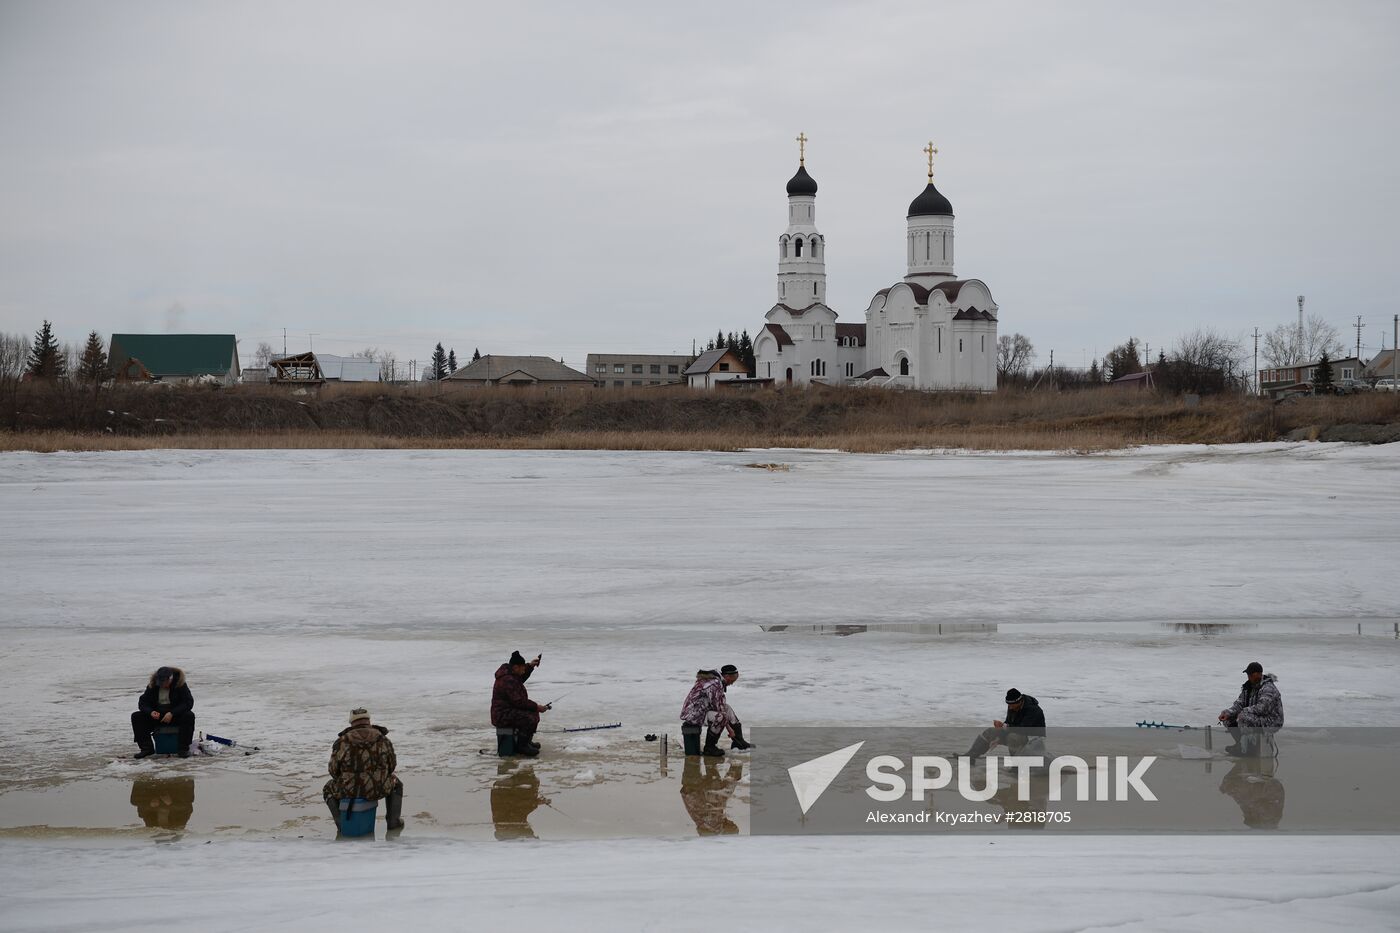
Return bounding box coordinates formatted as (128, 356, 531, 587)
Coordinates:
(962, 688, 1046, 761)
(322, 707, 405, 831)
(492, 651, 550, 757)
(131, 666, 195, 759)
(1218, 661, 1283, 755)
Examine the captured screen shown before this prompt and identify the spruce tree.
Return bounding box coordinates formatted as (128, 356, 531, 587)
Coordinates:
(739, 329, 755, 375)
(448, 349, 457, 373)
(77, 331, 109, 383)
(25, 320, 64, 380)
(472, 347, 481, 362)
(1313, 351, 1334, 394)
(715, 330, 725, 353)
(431, 343, 449, 380)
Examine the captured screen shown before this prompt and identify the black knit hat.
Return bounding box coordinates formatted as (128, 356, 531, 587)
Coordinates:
(509, 651, 527, 666)
(1243, 661, 1263, 674)
(721, 664, 738, 676)
(1005, 688, 1023, 704)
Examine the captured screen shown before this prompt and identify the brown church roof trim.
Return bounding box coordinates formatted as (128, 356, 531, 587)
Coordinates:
(763, 323, 794, 347)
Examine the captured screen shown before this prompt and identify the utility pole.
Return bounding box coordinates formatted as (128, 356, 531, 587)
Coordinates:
(1393, 314, 1398, 392)
(308, 333, 318, 354)
(1252, 327, 1261, 396)
(1354, 316, 1365, 362)
(282, 328, 287, 357)
(1297, 295, 1305, 344)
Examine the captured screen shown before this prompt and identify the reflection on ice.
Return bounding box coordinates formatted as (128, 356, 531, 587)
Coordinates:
(491, 762, 547, 841)
(680, 757, 742, 836)
(129, 776, 194, 830)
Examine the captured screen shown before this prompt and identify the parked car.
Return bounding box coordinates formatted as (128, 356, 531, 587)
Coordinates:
(1376, 378, 1399, 392)
(1331, 379, 1369, 395)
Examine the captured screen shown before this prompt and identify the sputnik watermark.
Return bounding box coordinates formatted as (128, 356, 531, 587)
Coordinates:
(790, 750, 1157, 815)
(865, 755, 1157, 803)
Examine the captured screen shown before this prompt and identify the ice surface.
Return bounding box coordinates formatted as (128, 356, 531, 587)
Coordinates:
(1, 444, 1398, 931)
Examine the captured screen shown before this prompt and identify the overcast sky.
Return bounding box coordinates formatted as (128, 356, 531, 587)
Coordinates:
(2, 0, 1397, 371)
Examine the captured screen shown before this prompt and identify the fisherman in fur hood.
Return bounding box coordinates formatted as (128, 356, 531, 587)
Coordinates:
(131, 665, 195, 759)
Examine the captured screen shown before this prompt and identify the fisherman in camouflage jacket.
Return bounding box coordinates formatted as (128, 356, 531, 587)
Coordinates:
(321, 708, 405, 830)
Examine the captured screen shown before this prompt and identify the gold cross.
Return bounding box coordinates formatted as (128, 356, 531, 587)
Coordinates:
(923, 141, 938, 181)
(797, 132, 808, 165)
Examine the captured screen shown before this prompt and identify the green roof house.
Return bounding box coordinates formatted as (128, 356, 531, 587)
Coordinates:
(108, 334, 241, 385)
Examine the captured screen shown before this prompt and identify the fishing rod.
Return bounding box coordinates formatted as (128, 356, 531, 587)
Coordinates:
(1135, 720, 1198, 730)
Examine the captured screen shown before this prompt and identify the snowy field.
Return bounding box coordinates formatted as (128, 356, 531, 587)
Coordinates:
(2, 443, 1399, 931)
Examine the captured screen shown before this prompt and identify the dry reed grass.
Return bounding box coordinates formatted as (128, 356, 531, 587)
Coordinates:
(2, 383, 1395, 453)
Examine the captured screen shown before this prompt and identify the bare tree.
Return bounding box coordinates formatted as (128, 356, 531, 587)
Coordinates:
(1156, 328, 1249, 394)
(252, 341, 275, 368)
(996, 333, 1036, 382)
(377, 351, 399, 383)
(352, 347, 379, 360)
(1262, 314, 1344, 366)
(0, 332, 28, 428)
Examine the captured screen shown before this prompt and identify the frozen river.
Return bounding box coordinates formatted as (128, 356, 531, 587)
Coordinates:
(1, 443, 1398, 931)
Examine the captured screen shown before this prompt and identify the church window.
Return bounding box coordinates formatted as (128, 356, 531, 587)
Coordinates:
(981, 335, 985, 352)
(900, 357, 909, 376)
(942, 233, 948, 260)
(937, 329, 942, 352)
(846, 362, 854, 377)
(813, 282, 818, 296)
(795, 238, 803, 257)
(925, 233, 930, 261)
(782, 283, 786, 297)
(959, 339, 964, 352)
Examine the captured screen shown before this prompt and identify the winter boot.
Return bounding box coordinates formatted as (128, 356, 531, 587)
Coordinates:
(962, 732, 992, 762)
(385, 787, 405, 831)
(326, 798, 341, 823)
(133, 746, 155, 760)
(729, 723, 753, 751)
(702, 731, 726, 758)
(515, 730, 540, 757)
(682, 726, 702, 756)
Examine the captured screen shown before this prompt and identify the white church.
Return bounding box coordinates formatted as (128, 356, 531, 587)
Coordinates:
(752, 138, 999, 390)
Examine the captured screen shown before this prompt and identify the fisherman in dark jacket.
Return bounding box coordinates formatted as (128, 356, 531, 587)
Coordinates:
(131, 666, 195, 759)
(962, 688, 1046, 760)
(491, 651, 551, 757)
(1218, 661, 1284, 756)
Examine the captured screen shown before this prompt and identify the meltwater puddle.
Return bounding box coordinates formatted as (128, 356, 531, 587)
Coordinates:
(0, 742, 749, 842)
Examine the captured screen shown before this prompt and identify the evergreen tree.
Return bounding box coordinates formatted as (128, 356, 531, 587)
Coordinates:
(472, 347, 481, 362)
(1104, 337, 1142, 381)
(25, 320, 64, 380)
(1313, 351, 1334, 394)
(77, 331, 109, 383)
(715, 330, 725, 353)
(1087, 359, 1102, 384)
(448, 349, 458, 373)
(738, 329, 755, 375)
(430, 342, 449, 380)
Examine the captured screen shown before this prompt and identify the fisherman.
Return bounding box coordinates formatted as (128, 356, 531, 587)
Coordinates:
(1218, 661, 1284, 756)
(322, 707, 405, 831)
(492, 651, 551, 757)
(681, 669, 732, 757)
(962, 688, 1046, 761)
(718, 664, 754, 750)
(131, 665, 196, 759)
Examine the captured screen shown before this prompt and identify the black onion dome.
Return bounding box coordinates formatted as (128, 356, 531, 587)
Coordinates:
(786, 165, 818, 196)
(908, 182, 953, 217)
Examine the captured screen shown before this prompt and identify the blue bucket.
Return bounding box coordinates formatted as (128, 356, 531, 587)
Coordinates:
(338, 797, 377, 837)
(153, 726, 181, 755)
